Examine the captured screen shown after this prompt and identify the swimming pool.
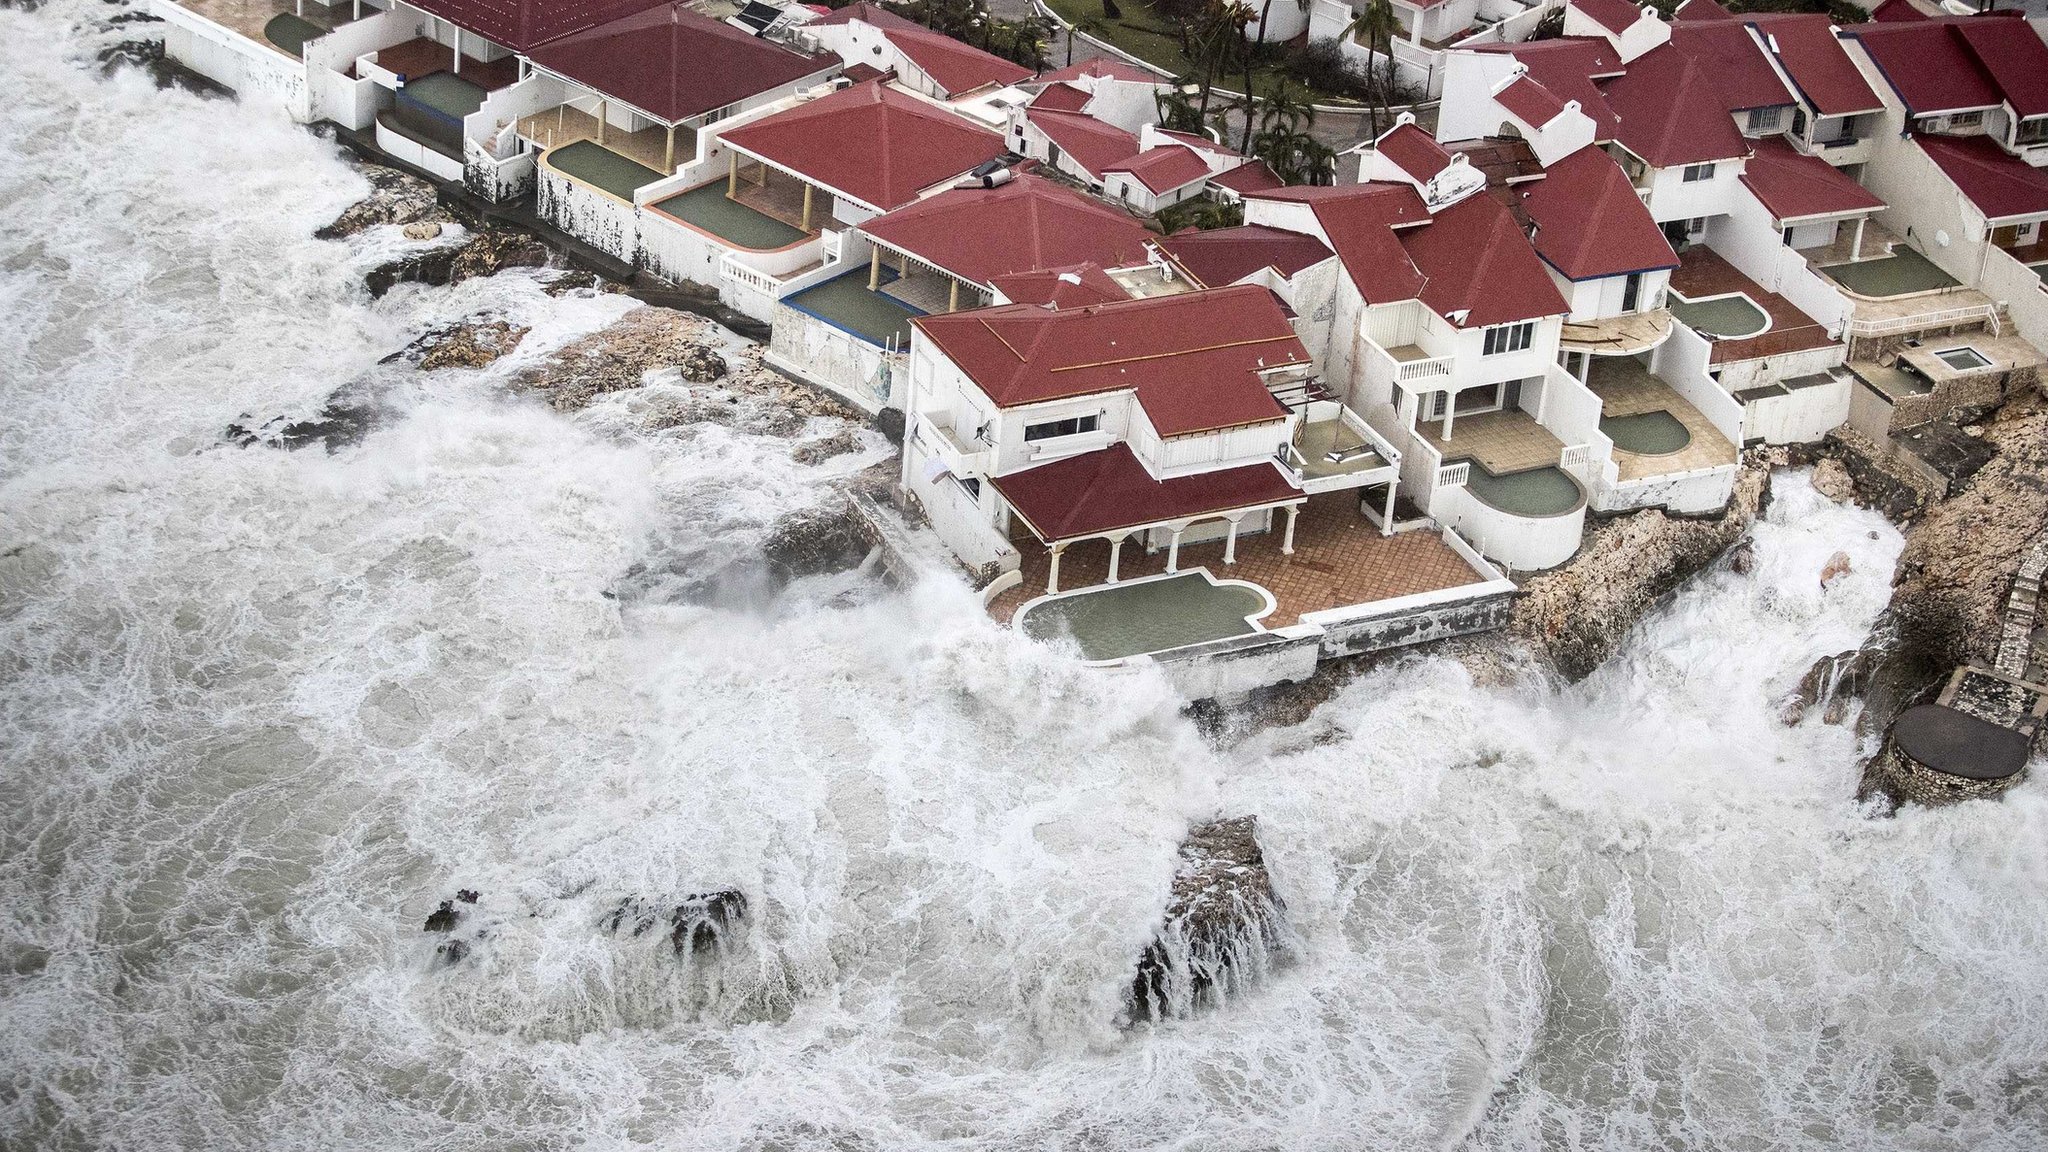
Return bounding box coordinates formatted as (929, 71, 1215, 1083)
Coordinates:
(1014, 570, 1273, 662)
(1934, 346, 1992, 372)
(1821, 249, 1958, 297)
(1602, 410, 1693, 456)
(545, 140, 662, 200)
(1462, 462, 1585, 518)
(1668, 291, 1771, 339)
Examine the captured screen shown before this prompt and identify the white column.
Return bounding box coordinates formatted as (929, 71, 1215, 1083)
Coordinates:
(1047, 543, 1065, 594)
(1380, 484, 1396, 536)
(1166, 526, 1185, 573)
(1223, 515, 1243, 565)
(1441, 393, 1456, 441)
(1282, 506, 1299, 554)
(1108, 536, 1125, 583)
(452, 28, 461, 74)
(1576, 353, 1590, 384)
(1852, 217, 1867, 261)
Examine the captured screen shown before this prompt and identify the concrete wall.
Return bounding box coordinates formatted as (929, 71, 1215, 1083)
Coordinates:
(155, 2, 310, 121)
(1743, 374, 1850, 445)
(767, 303, 904, 413)
(1558, 269, 1673, 322)
(537, 163, 637, 263)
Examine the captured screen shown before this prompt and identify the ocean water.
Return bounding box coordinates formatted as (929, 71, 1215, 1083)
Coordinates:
(3, 5, 2046, 1149)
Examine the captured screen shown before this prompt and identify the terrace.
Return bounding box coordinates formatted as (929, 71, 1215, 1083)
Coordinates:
(783, 270, 923, 349)
(167, 0, 361, 57)
(543, 140, 665, 200)
(373, 36, 520, 92)
(649, 181, 810, 250)
(1586, 358, 1738, 482)
(1417, 407, 1565, 476)
(1671, 248, 1839, 362)
(987, 492, 1489, 628)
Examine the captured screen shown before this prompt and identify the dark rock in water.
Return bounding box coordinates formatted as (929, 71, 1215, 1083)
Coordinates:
(542, 269, 623, 298)
(1129, 816, 1291, 1023)
(791, 429, 864, 466)
(671, 890, 747, 957)
(456, 889, 480, 904)
(874, 407, 906, 445)
(434, 938, 470, 966)
(761, 503, 875, 585)
(1782, 644, 1886, 727)
(363, 229, 549, 299)
(95, 35, 230, 97)
(599, 890, 748, 956)
(1726, 538, 1755, 575)
(225, 393, 381, 452)
(424, 900, 461, 933)
(675, 345, 727, 384)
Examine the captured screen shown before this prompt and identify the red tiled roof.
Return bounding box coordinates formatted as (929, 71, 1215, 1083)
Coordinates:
(989, 263, 1130, 308)
(409, 0, 668, 52)
(807, 2, 1031, 95)
(1210, 160, 1284, 195)
(1918, 133, 2048, 222)
(1249, 183, 1431, 304)
(1520, 146, 1677, 280)
(1402, 191, 1570, 327)
(1376, 122, 1454, 182)
(1746, 14, 1885, 118)
(1669, 21, 1796, 112)
(911, 285, 1307, 435)
(719, 80, 1004, 210)
(1105, 145, 1212, 194)
(1738, 136, 1885, 222)
(1603, 48, 1750, 166)
(1572, 0, 1645, 36)
(1154, 127, 1239, 156)
(1953, 18, 2048, 119)
(527, 5, 833, 123)
(1494, 75, 1569, 129)
(1846, 20, 2001, 115)
(991, 444, 1300, 542)
(1027, 108, 1141, 178)
(1160, 224, 1334, 287)
(858, 174, 1154, 286)
(1674, 0, 1734, 19)
(1870, 0, 1926, 22)
(1472, 39, 1623, 138)
(1029, 82, 1092, 112)
(1035, 57, 1165, 84)
(840, 62, 889, 84)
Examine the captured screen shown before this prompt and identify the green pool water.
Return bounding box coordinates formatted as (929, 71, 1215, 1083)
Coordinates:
(264, 13, 324, 57)
(402, 70, 487, 119)
(1464, 463, 1584, 518)
(1670, 293, 1769, 339)
(1602, 410, 1693, 455)
(784, 271, 922, 348)
(1018, 572, 1268, 662)
(1822, 249, 1958, 297)
(652, 182, 807, 250)
(2031, 262, 2048, 286)
(547, 140, 663, 200)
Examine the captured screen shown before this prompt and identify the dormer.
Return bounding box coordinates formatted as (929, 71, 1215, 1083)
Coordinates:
(1562, 0, 1670, 64)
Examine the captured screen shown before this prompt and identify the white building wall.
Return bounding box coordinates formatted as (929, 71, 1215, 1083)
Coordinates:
(1641, 157, 1743, 224)
(154, 2, 311, 121)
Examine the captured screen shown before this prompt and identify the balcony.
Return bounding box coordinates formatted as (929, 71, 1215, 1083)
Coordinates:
(1283, 401, 1401, 495)
(920, 417, 992, 478)
(1364, 337, 1456, 392)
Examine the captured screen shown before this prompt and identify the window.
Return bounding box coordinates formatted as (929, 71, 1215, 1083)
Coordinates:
(1745, 107, 1785, 134)
(2018, 118, 2048, 146)
(1024, 414, 1100, 442)
(1482, 321, 1534, 356)
(1682, 162, 1717, 183)
(1950, 111, 1984, 129)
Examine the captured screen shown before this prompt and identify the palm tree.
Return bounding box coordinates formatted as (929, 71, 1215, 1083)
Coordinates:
(1343, 0, 1399, 138)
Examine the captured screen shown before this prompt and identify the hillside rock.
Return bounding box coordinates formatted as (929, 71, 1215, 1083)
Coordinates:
(1811, 456, 1855, 503)
(1129, 816, 1291, 1022)
(1507, 453, 1772, 682)
(761, 503, 875, 584)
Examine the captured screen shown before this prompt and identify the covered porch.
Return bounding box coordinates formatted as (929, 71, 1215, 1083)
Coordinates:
(1416, 404, 1565, 476)
(518, 100, 691, 177)
(861, 241, 995, 316)
(719, 153, 836, 235)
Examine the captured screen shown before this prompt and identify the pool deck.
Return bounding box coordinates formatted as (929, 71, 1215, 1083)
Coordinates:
(168, 0, 360, 56)
(1587, 359, 1738, 482)
(1671, 248, 1837, 364)
(1419, 408, 1564, 475)
(520, 104, 682, 175)
(1560, 309, 1675, 355)
(987, 492, 1488, 627)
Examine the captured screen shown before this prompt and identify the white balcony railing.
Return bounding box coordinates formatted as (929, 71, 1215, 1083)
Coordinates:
(1437, 461, 1470, 488)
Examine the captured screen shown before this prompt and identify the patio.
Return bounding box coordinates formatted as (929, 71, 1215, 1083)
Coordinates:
(650, 181, 810, 250)
(727, 161, 829, 233)
(519, 104, 684, 174)
(1586, 358, 1738, 481)
(376, 36, 520, 91)
(169, 0, 360, 56)
(987, 491, 1489, 626)
(544, 140, 664, 200)
(1671, 248, 1837, 363)
(1417, 407, 1565, 475)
